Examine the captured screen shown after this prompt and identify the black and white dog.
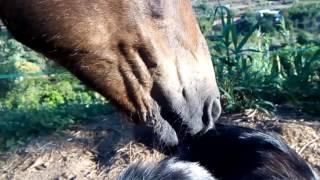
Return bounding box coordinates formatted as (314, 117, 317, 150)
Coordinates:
(119, 124, 319, 180)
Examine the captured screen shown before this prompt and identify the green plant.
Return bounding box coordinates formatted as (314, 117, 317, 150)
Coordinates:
(196, 3, 320, 115)
(274, 44, 320, 113)
(0, 29, 112, 152)
(199, 5, 275, 113)
(283, 3, 320, 42)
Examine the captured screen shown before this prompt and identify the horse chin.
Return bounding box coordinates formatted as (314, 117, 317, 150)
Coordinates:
(153, 117, 179, 147)
(133, 119, 178, 151)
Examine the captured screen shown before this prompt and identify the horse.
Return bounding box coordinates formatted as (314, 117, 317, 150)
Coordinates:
(0, 0, 221, 146)
(119, 124, 319, 180)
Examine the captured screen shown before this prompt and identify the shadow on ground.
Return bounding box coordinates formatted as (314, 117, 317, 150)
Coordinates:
(0, 108, 319, 179)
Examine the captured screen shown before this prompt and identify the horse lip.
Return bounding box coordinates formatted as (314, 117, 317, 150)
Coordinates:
(199, 123, 214, 136)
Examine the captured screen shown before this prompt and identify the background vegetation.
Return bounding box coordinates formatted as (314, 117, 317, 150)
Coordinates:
(195, 1, 320, 114)
(0, 1, 319, 152)
(0, 28, 112, 152)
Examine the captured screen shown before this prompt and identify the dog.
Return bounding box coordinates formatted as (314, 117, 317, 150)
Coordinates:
(119, 124, 319, 180)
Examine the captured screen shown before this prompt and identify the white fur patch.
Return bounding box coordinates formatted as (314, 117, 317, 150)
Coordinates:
(118, 158, 216, 180)
(166, 159, 216, 180)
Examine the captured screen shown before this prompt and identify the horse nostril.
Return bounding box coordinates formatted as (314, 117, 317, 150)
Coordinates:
(202, 97, 221, 133)
(212, 97, 221, 121)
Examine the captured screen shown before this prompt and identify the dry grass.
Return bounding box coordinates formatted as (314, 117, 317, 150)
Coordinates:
(101, 142, 164, 180)
(0, 111, 319, 179)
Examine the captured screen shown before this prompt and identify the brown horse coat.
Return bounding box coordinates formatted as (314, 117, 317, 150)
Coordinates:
(0, 0, 221, 146)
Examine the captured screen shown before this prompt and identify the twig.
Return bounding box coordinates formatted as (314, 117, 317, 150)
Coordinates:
(129, 142, 132, 163)
(298, 137, 320, 155)
(247, 109, 258, 118)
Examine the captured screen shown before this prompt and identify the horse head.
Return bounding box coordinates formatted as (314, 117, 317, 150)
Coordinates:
(0, 0, 221, 146)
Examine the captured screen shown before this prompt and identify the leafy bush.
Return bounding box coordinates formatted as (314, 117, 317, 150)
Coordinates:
(0, 28, 112, 152)
(283, 3, 320, 41)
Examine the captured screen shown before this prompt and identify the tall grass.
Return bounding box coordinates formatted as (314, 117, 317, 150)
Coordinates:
(197, 4, 320, 114)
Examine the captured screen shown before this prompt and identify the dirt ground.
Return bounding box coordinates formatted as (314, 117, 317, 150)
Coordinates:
(0, 107, 319, 180)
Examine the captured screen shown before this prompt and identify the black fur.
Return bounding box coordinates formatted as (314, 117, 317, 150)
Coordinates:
(120, 124, 318, 180)
(179, 123, 318, 180)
